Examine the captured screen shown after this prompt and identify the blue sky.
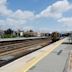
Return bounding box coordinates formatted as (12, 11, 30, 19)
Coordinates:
(7, 0, 57, 13)
(0, 0, 72, 32)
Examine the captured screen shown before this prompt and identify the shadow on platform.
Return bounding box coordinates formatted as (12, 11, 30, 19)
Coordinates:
(62, 42, 72, 45)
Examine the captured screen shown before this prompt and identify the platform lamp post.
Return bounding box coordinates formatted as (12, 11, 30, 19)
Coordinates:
(69, 32, 72, 43)
(66, 25, 72, 43)
(65, 24, 70, 43)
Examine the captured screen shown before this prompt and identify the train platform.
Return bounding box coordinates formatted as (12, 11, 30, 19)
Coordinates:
(0, 38, 68, 72)
(29, 39, 70, 72)
(0, 37, 47, 42)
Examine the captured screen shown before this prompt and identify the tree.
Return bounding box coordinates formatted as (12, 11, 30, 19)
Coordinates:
(4, 28, 13, 35)
(29, 29, 33, 32)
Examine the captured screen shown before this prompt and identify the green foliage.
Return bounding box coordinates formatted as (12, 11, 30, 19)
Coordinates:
(1, 34, 16, 38)
(4, 29, 13, 35)
(1, 28, 17, 38)
(29, 30, 33, 32)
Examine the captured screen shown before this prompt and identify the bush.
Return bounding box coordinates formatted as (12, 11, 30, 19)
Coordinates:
(1, 34, 16, 38)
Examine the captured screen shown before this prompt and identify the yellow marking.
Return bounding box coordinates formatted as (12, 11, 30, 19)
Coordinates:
(68, 51, 72, 71)
(18, 38, 67, 72)
(26, 57, 35, 63)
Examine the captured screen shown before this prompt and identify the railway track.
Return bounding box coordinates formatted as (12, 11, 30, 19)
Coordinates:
(0, 38, 51, 67)
(0, 39, 50, 53)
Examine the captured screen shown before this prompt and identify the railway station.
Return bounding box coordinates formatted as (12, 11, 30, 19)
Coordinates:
(0, 37, 72, 72)
(0, 0, 72, 72)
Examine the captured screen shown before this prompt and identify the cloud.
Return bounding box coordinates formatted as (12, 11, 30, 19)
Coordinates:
(12, 10, 34, 20)
(0, 0, 13, 16)
(36, 0, 72, 30)
(0, 0, 35, 20)
(0, 0, 72, 31)
(0, 0, 35, 30)
(37, 0, 72, 18)
(0, 0, 71, 21)
(58, 17, 72, 26)
(0, 18, 27, 29)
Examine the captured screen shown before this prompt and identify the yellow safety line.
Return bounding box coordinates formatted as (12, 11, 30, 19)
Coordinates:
(68, 51, 72, 71)
(19, 38, 67, 72)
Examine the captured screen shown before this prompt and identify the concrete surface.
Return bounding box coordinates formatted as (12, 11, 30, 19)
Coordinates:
(29, 38, 72, 72)
(0, 38, 67, 72)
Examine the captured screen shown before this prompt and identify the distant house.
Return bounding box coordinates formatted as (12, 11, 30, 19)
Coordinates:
(23, 32, 38, 37)
(37, 32, 50, 37)
(20, 31, 24, 36)
(16, 30, 24, 37)
(0, 30, 4, 35)
(37, 32, 41, 37)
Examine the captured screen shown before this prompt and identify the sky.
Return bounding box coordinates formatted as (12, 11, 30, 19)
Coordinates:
(0, 0, 72, 32)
